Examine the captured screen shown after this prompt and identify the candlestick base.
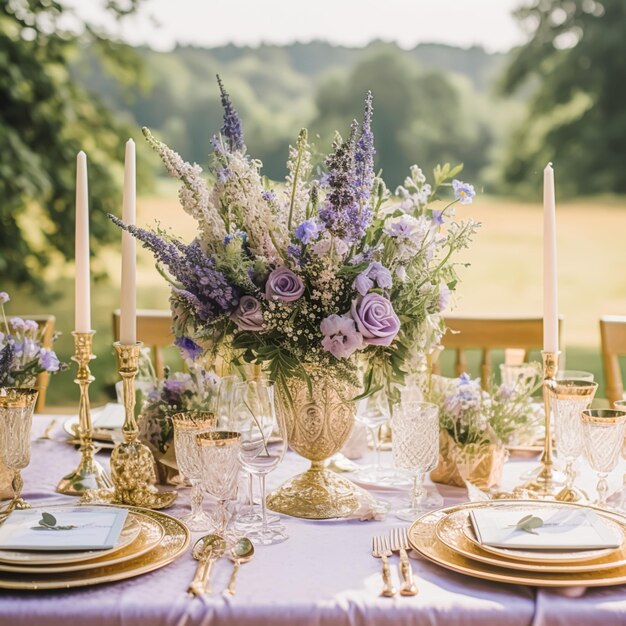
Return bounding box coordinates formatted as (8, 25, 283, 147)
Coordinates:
(82, 342, 177, 510)
(57, 331, 112, 496)
(519, 350, 561, 499)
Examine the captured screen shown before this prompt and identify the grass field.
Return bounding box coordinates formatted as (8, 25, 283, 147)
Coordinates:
(7, 189, 626, 407)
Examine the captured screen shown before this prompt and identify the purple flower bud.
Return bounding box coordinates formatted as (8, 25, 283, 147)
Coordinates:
(265, 266, 305, 303)
(351, 294, 400, 347)
(230, 296, 265, 332)
(320, 314, 363, 359)
(0, 292, 9, 305)
(174, 336, 203, 361)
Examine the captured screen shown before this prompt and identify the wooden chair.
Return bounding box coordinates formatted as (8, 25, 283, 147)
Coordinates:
(112, 310, 174, 378)
(600, 316, 626, 406)
(434, 315, 564, 388)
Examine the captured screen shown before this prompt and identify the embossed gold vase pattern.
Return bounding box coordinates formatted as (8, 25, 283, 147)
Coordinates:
(266, 372, 360, 520)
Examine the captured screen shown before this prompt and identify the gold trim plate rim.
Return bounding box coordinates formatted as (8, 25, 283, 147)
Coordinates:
(0, 509, 142, 566)
(0, 506, 189, 590)
(435, 509, 626, 573)
(0, 511, 164, 574)
(408, 500, 626, 587)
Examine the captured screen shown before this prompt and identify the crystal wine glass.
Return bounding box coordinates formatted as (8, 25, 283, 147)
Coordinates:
(392, 401, 440, 521)
(231, 379, 288, 545)
(613, 399, 626, 512)
(171, 411, 216, 530)
(196, 431, 241, 534)
(551, 379, 598, 502)
(0, 388, 38, 512)
(581, 408, 626, 509)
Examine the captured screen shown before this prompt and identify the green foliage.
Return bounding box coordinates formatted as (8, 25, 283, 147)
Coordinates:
(0, 0, 146, 294)
(501, 0, 626, 195)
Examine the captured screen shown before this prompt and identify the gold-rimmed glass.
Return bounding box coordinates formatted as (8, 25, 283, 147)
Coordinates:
(0, 388, 38, 512)
(196, 431, 241, 534)
(171, 411, 216, 530)
(613, 399, 626, 512)
(581, 408, 626, 509)
(551, 379, 598, 502)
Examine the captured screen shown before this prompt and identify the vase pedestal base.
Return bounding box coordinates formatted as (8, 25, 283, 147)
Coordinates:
(267, 462, 360, 520)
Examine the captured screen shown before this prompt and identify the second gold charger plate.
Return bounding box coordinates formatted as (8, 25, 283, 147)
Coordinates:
(0, 511, 142, 566)
(0, 510, 164, 574)
(409, 500, 626, 587)
(0, 507, 189, 590)
(436, 508, 626, 573)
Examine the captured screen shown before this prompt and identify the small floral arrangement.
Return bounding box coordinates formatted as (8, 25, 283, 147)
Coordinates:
(138, 366, 220, 456)
(111, 77, 479, 399)
(0, 292, 66, 388)
(431, 370, 543, 449)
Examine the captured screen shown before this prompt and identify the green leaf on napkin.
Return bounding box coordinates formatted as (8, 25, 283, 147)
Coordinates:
(32, 512, 77, 531)
(515, 514, 544, 534)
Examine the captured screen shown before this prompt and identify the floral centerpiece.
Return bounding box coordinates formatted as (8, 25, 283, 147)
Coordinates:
(429, 370, 542, 490)
(112, 77, 479, 518)
(0, 291, 65, 389)
(138, 366, 219, 483)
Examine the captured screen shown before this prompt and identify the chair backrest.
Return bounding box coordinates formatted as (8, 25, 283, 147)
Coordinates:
(112, 309, 174, 378)
(435, 315, 564, 388)
(600, 316, 626, 406)
(13, 314, 56, 413)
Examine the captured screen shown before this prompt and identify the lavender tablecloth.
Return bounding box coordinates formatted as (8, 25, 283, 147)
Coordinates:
(0, 415, 625, 626)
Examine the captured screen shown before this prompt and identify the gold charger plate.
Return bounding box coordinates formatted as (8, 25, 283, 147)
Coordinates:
(436, 508, 626, 573)
(0, 510, 164, 574)
(0, 510, 142, 566)
(0, 507, 189, 590)
(409, 500, 626, 587)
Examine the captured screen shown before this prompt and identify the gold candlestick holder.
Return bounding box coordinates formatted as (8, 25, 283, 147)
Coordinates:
(83, 342, 176, 509)
(57, 332, 113, 495)
(522, 350, 561, 498)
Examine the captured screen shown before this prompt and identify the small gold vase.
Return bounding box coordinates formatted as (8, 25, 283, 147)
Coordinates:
(431, 431, 506, 491)
(266, 371, 360, 519)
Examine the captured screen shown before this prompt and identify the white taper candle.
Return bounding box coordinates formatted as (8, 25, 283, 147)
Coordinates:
(120, 139, 137, 345)
(543, 162, 558, 353)
(75, 151, 91, 333)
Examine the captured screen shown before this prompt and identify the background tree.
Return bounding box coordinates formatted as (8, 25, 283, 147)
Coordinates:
(501, 0, 626, 195)
(0, 0, 145, 294)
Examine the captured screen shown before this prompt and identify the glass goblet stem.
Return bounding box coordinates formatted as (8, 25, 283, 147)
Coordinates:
(190, 480, 204, 519)
(369, 426, 382, 475)
(11, 470, 29, 510)
(215, 499, 229, 534)
(596, 472, 609, 509)
(259, 474, 268, 534)
(564, 460, 576, 492)
(410, 471, 426, 510)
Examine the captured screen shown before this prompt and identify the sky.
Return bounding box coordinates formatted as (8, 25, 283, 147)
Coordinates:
(68, 0, 529, 53)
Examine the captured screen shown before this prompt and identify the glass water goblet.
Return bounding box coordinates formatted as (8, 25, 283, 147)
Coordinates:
(551, 379, 598, 502)
(232, 380, 288, 545)
(196, 431, 241, 534)
(613, 399, 626, 512)
(581, 408, 626, 509)
(392, 401, 440, 521)
(499, 362, 540, 395)
(556, 370, 594, 382)
(0, 388, 38, 512)
(171, 411, 216, 530)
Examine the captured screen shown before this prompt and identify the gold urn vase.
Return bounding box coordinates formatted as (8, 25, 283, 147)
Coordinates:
(266, 371, 360, 520)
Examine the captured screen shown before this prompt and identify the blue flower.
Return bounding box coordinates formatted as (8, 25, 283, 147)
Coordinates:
(224, 230, 247, 245)
(431, 210, 445, 226)
(216, 75, 245, 152)
(175, 336, 203, 362)
(294, 218, 321, 244)
(39, 349, 60, 372)
(262, 190, 277, 202)
(452, 180, 476, 205)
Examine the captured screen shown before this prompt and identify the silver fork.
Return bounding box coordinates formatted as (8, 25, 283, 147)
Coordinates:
(390, 527, 418, 596)
(371, 535, 396, 597)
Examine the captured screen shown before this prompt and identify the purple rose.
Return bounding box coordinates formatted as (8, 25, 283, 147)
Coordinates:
(265, 266, 305, 303)
(351, 293, 400, 347)
(174, 336, 203, 361)
(320, 314, 363, 359)
(230, 296, 265, 332)
(353, 262, 393, 296)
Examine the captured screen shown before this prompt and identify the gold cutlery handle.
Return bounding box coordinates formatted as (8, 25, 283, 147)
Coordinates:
(188, 559, 210, 596)
(398, 548, 418, 596)
(201, 556, 218, 595)
(225, 559, 240, 596)
(380, 555, 396, 597)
